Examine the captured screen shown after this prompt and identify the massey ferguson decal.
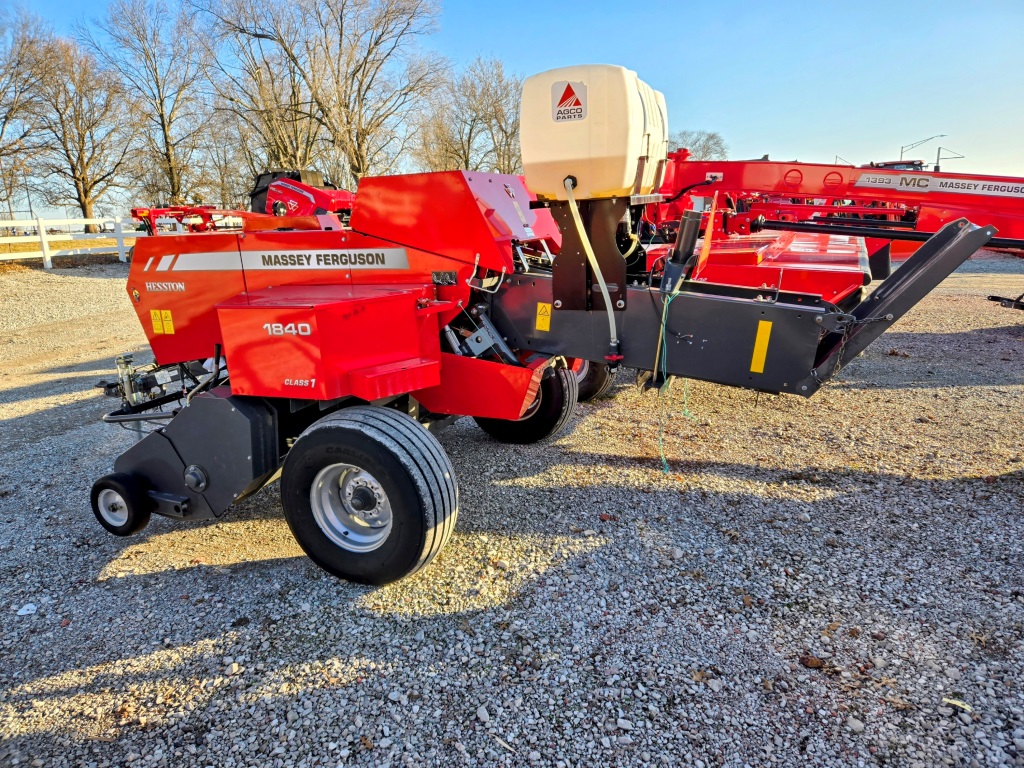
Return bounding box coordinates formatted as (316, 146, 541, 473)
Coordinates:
(241, 249, 410, 270)
(142, 249, 411, 272)
(552, 81, 586, 122)
(854, 173, 1024, 198)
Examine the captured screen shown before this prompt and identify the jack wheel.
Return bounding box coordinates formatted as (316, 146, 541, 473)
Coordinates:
(475, 365, 578, 444)
(575, 360, 617, 402)
(280, 406, 458, 585)
(90, 473, 152, 536)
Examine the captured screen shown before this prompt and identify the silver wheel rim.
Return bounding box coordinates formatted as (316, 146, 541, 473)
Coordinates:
(97, 488, 129, 527)
(310, 463, 393, 553)
(575, 359, 590, 384)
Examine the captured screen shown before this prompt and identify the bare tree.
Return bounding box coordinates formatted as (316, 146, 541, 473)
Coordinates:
(410, 56, 522, 174)
(410, 59, 486, 172)
(192, 111, 261, 207)
(79, 0, 208, 205)
(669, 129, 728, 160)
(479, 58, 522, 175)
(195, 0, 443, 187)
(205, 31, 325, 172)
(31, 37, 141, 227)
(0, 12, 49, 216)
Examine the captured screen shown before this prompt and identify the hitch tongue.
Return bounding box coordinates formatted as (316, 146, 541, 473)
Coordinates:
(797, 218, 996, 395)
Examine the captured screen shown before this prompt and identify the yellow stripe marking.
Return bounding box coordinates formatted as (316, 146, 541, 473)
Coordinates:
(750, 320, 772, 373)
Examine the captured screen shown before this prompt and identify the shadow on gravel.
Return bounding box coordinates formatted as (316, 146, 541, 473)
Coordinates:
(3, 432, 1023, 763)
(0, 256, 131, 275)
(836, 325, 1023, 390)
(36, 351, 153, 376)
(0, 348, 151, 442)
(0, 372, 109, 404)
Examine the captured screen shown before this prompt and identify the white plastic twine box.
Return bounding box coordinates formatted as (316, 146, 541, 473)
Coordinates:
(520, 64, 668, 201)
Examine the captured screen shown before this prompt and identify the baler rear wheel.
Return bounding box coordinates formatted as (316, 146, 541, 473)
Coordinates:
(474, 366, 578, 444)
(576, 360, 617, 402)
(90, 473, 152, 536)
(280, 406, 458, 585)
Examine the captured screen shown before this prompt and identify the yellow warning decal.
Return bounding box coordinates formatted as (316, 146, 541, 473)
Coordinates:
(151, 309, 164, 335)
(535, 302, 551, 332)
(750, 320, 772, 373)
(161, 310, 175, 335)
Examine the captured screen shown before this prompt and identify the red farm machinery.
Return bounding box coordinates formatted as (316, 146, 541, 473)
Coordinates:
(647, 152, 1024, 264)
(91, 65, 998, 585)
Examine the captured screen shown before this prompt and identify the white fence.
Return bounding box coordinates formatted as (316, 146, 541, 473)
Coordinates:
(0, 216, 148, 269)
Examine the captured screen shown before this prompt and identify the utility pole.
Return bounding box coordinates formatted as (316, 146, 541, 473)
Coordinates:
(899, 134, 946, 161)
(934, 147, 964, 173)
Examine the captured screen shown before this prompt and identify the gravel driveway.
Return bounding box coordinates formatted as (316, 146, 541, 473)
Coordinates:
(1, 256, 1022, 767)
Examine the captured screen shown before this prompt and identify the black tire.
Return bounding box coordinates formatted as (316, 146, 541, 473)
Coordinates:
(280, 406, 458, 585)
(91, 472, 152, 536)
(474, 366, 578, 444)
(576, 360, 617, 402)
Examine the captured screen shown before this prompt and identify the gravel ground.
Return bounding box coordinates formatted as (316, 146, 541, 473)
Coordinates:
(0, 254, 1022, 768)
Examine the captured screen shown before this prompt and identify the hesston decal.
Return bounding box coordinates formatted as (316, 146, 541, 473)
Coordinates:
(145, 281, 186, 292)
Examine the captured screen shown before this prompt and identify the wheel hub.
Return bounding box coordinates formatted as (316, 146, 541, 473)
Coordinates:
(97, 488, 129, 527)
(310, 463, 393, 553)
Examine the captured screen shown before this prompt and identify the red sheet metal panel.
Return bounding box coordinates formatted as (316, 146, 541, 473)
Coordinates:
(351, 171, 537, 274)
(413, 353, 544, 420)
(216, 285, 441, 400)
(127, 232, 244, 365)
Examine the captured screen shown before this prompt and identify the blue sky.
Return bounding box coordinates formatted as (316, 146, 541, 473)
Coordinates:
(18, 0, 1024, 176)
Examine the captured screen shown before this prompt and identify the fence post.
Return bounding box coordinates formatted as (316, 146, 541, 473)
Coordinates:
(115, 219, 127, 262)
(37, 217, 52, 269)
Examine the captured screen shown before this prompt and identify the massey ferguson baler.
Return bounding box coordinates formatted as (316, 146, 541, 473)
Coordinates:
(91, 65, 996, 585)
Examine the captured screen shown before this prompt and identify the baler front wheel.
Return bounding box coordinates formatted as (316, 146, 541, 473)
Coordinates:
(280, 406, 458, 585)
(474, 366, 578, 444)
(90, 473, 152, 536)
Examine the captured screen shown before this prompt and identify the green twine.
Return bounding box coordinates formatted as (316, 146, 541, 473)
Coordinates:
(656, 292, 697, 474)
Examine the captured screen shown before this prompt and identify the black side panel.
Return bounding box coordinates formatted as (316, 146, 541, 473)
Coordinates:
(161, 388, 279, 514)
(113, 388, 279, 520)
(492, 274, 832, 396)
(113, 432, 214, 519)
(493, 219, 994, 400)
(550, 198, 629, 311)
(869, 242, 892, 281)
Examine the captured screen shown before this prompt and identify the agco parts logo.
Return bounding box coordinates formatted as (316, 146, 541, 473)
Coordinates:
(552, 81, 586, 122)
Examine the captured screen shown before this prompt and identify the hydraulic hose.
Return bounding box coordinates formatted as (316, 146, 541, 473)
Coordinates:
(563, 178, 619, 354)
(186, 343, 222, 405)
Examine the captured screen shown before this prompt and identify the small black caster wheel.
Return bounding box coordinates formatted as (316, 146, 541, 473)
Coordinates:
(90, 473, 152, 536)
